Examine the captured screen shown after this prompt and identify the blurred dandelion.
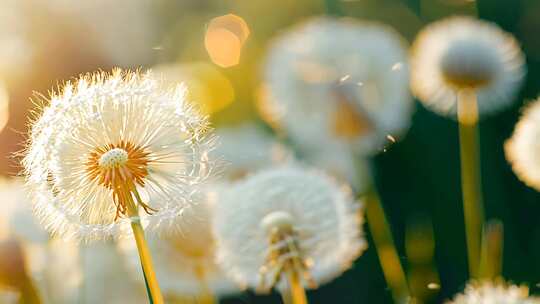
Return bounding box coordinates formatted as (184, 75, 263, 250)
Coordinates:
(264, 17, 413, 155)
(446, 281, 540, 304)
(213, 166, 366, 303)
(120, 194, 238, 303)
(505, 97, 540, 191)
(411, 16, 525, 279)
(23, 69, 219, 303)
(411, 16, 525, 117)
(215, 123, 291, 180)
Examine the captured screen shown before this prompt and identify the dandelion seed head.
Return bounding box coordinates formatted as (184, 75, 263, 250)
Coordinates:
(446, 281, 540, 304)
(505, 98, 540, 191)
(213, 166, 367, 291)
(411, 16, 525, 118)
(264, 17, 412, 155)
(23, 69, 218, 241)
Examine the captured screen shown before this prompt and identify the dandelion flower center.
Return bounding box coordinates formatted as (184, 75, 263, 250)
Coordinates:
(85, 141, 155, 220)
(98, 148, 129, 169)
(258, 211, 316, 292)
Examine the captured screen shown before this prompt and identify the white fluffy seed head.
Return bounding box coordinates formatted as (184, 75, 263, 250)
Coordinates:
(213, 165, 367, 291)
(22, 69, 219, 241)
(264, 17, 412, 155)
(505, 97, 540, 191)
(446, 281, 540, 304)
(98, 148, 128, 169)
(411, 16, 525, 118)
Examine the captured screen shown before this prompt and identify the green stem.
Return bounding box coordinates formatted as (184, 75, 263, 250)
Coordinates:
(365, 187, 410, 303)
(457, 90, 485, 279)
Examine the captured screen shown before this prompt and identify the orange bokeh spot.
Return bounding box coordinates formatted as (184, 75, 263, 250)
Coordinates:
(205, 14, 250, 68)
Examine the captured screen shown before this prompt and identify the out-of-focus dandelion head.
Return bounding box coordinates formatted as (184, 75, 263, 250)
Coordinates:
(264, 17, 412, 155)
(215, 123, 291, 180)
(411, 16, 525, 117)
(213, 166, 367, 292)
(119, 195, 238, 299)
(446, 281, 540, 304)
(505, 97, 540, 191)
(22, 69, 219, 241)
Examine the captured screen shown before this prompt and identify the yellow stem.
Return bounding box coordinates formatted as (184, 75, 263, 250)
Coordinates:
(126, 191, 164, 304)
(19, 277, 41, 304)
(283, 269, 307, 304)
(457, 90, 485, 279)
(365, 188, 410, 303)
(479, 220, 503, 279)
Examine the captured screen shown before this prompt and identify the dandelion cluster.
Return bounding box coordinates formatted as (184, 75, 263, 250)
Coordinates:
(5, 3, 540, 304)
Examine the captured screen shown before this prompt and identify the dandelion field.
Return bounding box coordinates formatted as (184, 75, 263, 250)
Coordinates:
(1, 0, 540, 303)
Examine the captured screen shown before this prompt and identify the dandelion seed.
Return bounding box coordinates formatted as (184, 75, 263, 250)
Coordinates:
(386, 134, 396, 143)
(391, 62, 403, 71)
(339, 74, 351, 83)
(427, 283, 440, 290)
(213, 166, 367, 294)
(446, 281, 540, 304)
(411, 16, 525, 118)
(264, 17, 413, 155)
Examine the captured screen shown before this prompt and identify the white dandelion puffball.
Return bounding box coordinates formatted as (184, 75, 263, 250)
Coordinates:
(215, 123, 291, 180)
(264, 17, 412, 155)
(446, 281, 540, 304)
(505, 97, 540, 191)
(23, 69, 218, 241)
(119, 195, 238, 298)
(411, 16, 525, 117)
(213, 166, 367, 291)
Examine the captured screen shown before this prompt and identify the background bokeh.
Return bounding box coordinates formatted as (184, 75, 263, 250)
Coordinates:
(1, 0, 539, 303)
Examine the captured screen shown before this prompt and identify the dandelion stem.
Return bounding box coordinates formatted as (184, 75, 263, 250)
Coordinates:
(126, 190, 164, 304)
(479, 220, 503, 279)
(457, 89, 485, 279)
(283, 269, 308, 304)
(365, 187, 410, 303)
(20, 276, 42, 304)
